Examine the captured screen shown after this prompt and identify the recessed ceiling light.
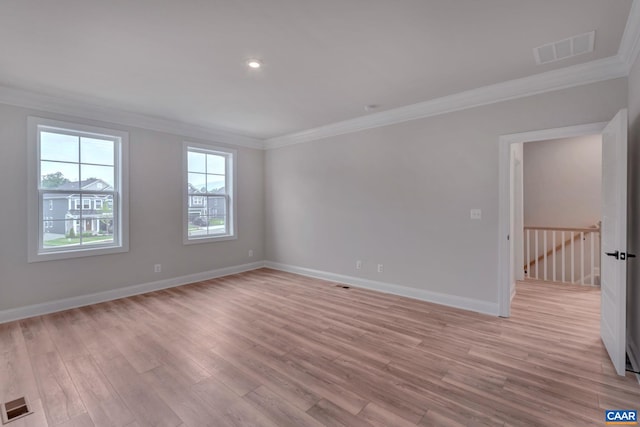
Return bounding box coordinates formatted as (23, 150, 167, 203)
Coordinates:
(247, 59, 262, 69)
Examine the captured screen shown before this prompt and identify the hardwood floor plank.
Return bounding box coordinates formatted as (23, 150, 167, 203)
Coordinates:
(141, 366, 220, 427)
(54, 413, 95, 427)
(1, 270, 638, 426)
(244, 385, 326, 427)
(358, 402, 417, 427)
(65, 355, 135, 427)
(0, 322, 39, 405)
(96, 356, 182, 427)
(28, 350, 87, 425)
(190, 377, 280, 427)
(306, 399, 374, 427)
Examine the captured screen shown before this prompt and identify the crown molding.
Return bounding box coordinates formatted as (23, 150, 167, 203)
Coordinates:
(0, 85, 264, 150)
(619, 0, 640, 72)
(264, 55, 628, 149)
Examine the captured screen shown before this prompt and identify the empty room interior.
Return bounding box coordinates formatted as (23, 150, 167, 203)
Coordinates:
(2, 1, 640, 426)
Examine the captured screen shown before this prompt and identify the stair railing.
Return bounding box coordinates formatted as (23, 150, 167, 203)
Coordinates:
(523, 224, 601, 285)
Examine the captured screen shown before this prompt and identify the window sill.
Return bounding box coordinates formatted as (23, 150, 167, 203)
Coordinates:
(183, 234, 237, 245)
(28, 244, 129, 263)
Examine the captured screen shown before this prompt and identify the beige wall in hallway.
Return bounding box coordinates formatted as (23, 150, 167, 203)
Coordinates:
(523, 135, 602, 229)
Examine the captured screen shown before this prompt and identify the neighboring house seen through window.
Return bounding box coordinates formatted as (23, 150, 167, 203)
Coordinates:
(28, 117, 129, 262)
(184, 143, 236, 243)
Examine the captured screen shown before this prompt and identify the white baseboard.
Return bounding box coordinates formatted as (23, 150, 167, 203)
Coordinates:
(265, 261, 499, 316)
(0, 261, 266, 324)
(627, 338, 640, 384)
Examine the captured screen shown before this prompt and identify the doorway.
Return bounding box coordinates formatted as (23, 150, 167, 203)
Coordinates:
(520, 134, 602, 285)
(498, 121, 607, 317)
(498, 111, 629, 375)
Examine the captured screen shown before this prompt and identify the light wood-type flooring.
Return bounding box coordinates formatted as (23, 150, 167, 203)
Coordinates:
(1, 269, 639, 426)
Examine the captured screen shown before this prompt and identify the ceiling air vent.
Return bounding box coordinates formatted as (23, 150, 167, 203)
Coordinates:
(533, 31, 595, 65)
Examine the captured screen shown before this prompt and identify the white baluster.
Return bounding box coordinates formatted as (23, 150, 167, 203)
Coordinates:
(543, 231, 547, 281)
(527, 230, 531, 279)
(571, 232, 575, 284)
(562, 231, 566, 283)
(580, 232, 585, 285)
(590, 231, 595, 286)
(535, 230, 539, 280)
(552, 231, 556, 282)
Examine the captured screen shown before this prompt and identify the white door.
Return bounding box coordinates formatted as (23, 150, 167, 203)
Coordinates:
(600, 109, 628, 376)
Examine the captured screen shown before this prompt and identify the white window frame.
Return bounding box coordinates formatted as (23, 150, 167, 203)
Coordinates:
(183, 142, 237, 244)
(27, 117, 129, 262)
(95, 199, 103, 210)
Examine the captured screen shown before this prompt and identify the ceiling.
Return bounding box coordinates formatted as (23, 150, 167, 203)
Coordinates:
(0, 0, 634, 140)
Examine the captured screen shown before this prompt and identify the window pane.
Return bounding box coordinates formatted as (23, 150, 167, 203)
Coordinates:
(188, 215, 208, 238)
(80, 165, 114, 189)
(206, 174, 225, 194)
(207, 154, 225, 175)
(188, 151, 206, 173)
(207, 197, 226, 235)
(81, 137, 114, 165)
(43, 221, 81, 248)
(188, 173, 206, 193)
(40, 132, 78, 163)
(40, 161, 79, 189)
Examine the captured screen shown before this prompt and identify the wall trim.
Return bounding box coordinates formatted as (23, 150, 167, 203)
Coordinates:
(0, 261, 265, 324)
(0, 85, 264, 150)
(264, 56, 627, 149)
(627, 338, 640, 384)
(265, 261, 499, 316)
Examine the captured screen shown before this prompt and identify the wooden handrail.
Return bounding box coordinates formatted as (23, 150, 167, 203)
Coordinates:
(524, 226, 599, 233)
(523, 224, 600, 271)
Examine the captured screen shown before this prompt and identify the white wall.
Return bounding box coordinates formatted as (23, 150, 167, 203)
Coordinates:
(523, 135, 602, 228)
(628, 52, 640, 366)
(0, 104, 264, 312)
(265, 78, 627, 309)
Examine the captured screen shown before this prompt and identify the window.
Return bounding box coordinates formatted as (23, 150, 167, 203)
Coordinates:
(28, 117, 129, 262)
(184, 143, 236, 243)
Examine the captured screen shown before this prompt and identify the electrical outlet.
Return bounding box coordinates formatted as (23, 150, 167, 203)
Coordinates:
(249, 249, 254, 258)
(356, 260, 362, 270)
(377, 264, 383, 273)
(470, 209, 482, 220)
(154, 264, 162, 273)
